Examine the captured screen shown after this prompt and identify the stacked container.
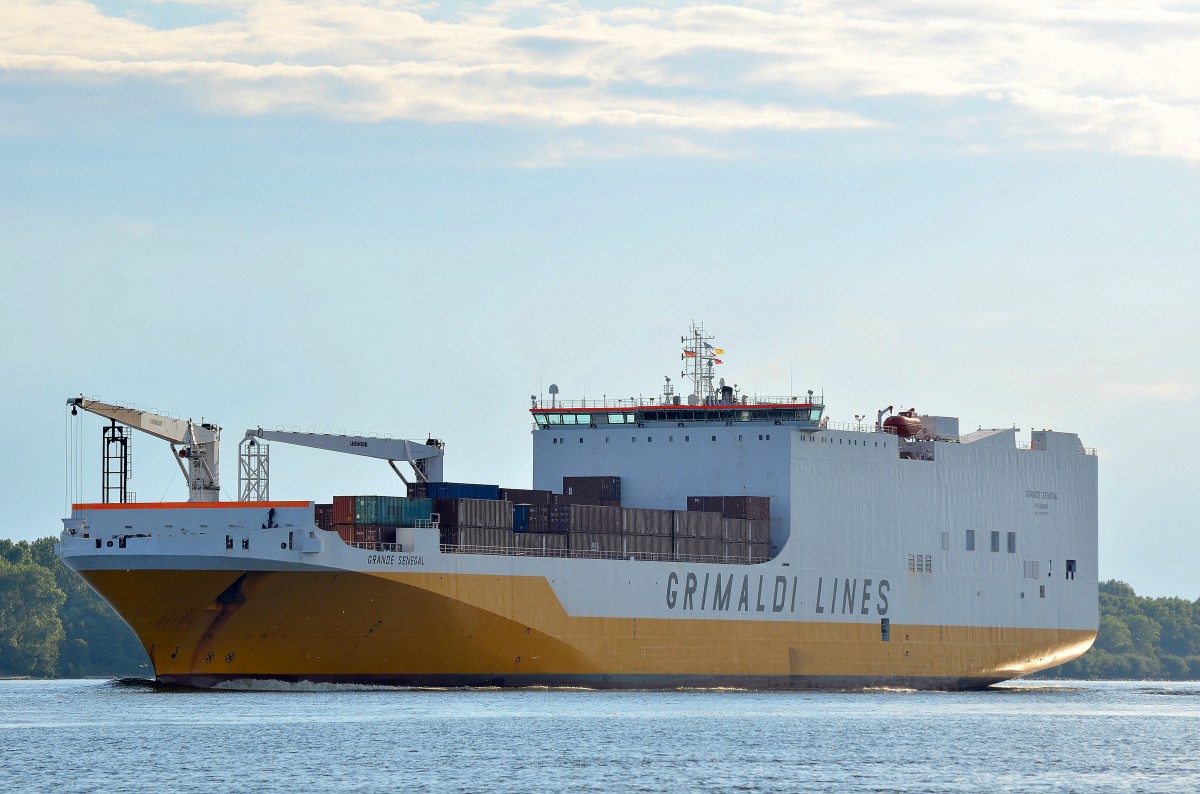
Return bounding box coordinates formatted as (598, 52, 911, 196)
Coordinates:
(513, 504, 531, 533)
(452, 527, 514, 548)
(569, 533, 624, 554)
(625, 535, 672, 556)
(515, 532, 567, 553)
(562, 475, 621, 503)
(622, 508, 674, 537)
(676, 511, 723, 540)
(501, 488, 553, 506)
(435, 498, 513, 529)
(408, 481, 501, 501)
(314, 503, 333, 532)
(331, 495, 434, 545)
(569, 504, 622, 533)
(687, 495, 770, 520)
(528, 504, 572, 533)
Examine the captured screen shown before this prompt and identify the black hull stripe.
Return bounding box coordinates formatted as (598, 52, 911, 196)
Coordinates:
(160, 672, 1006, 691)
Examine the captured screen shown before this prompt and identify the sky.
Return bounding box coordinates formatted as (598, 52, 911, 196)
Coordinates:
(2, 0, 1198, 598)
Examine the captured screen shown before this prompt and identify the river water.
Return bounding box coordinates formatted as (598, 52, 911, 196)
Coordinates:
(2, 679, 1198, 792)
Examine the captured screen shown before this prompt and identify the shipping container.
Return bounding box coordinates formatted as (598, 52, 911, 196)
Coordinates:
(377, 497, 434, 526)
(562, 475, 621, 500)
(500, 488, 553, 506)
(686, 495, 770, 521)
(569, 504, 623, 534)
(434, 498, 514, 529)
(548, 505, 571, 532)
(674, 536, 723, 558)
(676, 510, 722, 539)
(342, 524, 396, 546)
(515, 532, 568, 552)
(456, 526, 513, 548)
(744, 519, 771, 544)
(722, 541, 747, 561)
(552, 493, 606, 507)
(527, 505, 547, 533)
(625, 535, 671, 556)
(623, 507, 675, 537)
(333, 495, 355, 526)
(568, 532, 624, 554)
(686, 496, 724, 513)
(722, 518, 747, 543)
(748, 541, 771, 561)
(420, 482, 501, 501)
(513, 504, 531, 533)
(353, 496, 380, 525)
(314, 503, 334, 532)
(721, 496, 771, 521)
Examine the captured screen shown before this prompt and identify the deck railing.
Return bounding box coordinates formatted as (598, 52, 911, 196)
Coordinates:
(533, 394, 821, 410)
(439, 544, 768, 565)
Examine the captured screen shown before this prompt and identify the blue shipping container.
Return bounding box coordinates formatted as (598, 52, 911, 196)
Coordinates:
(513, 503, 530, 533)
(424, 482, 501, 501)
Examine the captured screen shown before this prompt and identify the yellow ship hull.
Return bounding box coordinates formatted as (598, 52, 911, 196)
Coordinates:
(80, 567, 1095, 690)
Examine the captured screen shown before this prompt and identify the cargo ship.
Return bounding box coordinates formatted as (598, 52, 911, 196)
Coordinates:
(57, 324, 1098, 689)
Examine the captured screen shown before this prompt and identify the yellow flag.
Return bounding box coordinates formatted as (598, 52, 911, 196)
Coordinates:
(715, 348, 724, 355)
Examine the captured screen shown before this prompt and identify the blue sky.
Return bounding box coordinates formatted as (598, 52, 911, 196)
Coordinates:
(2, 0, 1198, 597)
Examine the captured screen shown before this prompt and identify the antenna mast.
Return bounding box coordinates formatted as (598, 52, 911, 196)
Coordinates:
(680, 321, 719, 404)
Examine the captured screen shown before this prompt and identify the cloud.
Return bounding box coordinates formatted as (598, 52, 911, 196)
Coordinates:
(2, 1, 1199, 161)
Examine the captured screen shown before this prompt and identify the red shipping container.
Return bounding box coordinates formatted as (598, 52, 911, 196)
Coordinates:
(333, 496, 355, 526)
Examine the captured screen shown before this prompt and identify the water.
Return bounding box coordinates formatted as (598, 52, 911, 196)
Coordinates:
(3, 679, 1198, 792)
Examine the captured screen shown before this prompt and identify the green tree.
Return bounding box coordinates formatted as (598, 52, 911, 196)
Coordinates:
(1, 537, 149, 677)
(1041, 580, 1200, 681)
(0, 556, 66, 676)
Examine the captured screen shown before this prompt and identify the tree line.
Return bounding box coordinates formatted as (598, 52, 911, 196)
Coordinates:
(0, 537, 149, 677)
(1036, 579, 1200, 680)
(2, 535, 1198, 679)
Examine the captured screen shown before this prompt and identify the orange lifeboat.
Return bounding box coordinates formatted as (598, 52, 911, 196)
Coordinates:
(883, 408, 922, 437)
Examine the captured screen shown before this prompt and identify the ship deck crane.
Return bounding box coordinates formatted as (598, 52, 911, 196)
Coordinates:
(67, 397, 221, 502)
(238, 428, 444, 502)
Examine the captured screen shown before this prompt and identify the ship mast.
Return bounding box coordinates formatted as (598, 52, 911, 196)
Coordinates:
(680, 322, 720, 404)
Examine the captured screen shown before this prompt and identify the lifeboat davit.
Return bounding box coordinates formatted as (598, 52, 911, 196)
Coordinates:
(883, 409, 922, 437)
